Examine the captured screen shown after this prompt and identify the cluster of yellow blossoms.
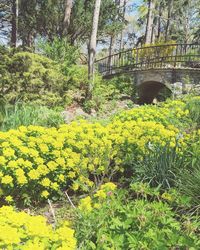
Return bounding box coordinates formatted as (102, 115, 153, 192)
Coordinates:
(115, 99, 190, 127)
(0, 206, 76, 249)
(0, 107, 188, 204)
(78, 182, 117, 212)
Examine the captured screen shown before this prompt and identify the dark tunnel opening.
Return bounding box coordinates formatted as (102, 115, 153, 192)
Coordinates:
(137, 81, 172, 105)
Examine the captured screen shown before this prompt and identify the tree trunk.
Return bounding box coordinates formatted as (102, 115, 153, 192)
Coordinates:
(157, 3, 162, 40)
(165, 0, 173, 42)
(63, 0, 73, 36)
(88, 0, 101, 82)
(108, 35, 115, 73)
(11, 0, 18, 47)
(119, 0, 126, 51)
(145, 0, 155, 44)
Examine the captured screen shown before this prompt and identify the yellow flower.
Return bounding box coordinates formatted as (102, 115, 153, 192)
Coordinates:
(72, 182, 79, 191)
(41, 178, 51, 187)
(94, 189, 106, 199)
(41, 190, 49, 198)
(3, 148, 15, 158)
(78, 196, 92, 212)
(51, 182, 59, 190)
(7, 160, 18, 168)
(58, 174, 65, 182)
(0, 156, 6, 165)
(161, 192, 173, 201)
(1, 175, 13, 185)
(94, 203, 101, 209)
(5, 195, 13, 203)
(39, 144, 49, 153)
(68, 171, 76, 178)
(28, 170, 40, 180)
(101, 182, 117, 191)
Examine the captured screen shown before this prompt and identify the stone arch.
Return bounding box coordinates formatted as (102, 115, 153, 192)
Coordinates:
(137, 81, 172, 105)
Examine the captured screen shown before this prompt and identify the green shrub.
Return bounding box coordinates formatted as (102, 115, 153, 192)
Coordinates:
(107, 75, 136, 97)
(64, 66, 119, 112)
(0, 46, 120, 111)
(38, 37, 80, 69)
(0, 48, 66, 107)
(75, 185, 200, 249)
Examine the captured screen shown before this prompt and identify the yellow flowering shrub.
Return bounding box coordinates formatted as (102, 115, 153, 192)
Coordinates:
(0, 111, 186, 204)
(114, 99, 190, 127)
(0, 206, 76, 249)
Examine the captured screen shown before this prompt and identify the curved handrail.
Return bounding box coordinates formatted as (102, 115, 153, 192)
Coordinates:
(95, 43, 200, 76)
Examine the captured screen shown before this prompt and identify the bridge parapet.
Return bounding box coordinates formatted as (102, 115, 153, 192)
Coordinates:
(96, 43, 200, 76)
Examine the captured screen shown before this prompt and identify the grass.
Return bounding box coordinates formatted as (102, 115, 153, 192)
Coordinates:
(1, 103, 65, 131)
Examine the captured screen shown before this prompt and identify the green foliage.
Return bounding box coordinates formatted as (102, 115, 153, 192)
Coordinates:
(75, 187, 200, 249)
(0, 46, 120, 112)
(178, 130, 200, 207)
(38, 37, 80, 70)
(185, 96, 200, 127)
(1, 103, 64, 131)
(0, 48, 66, 107)
(63, 66, 119, 112)
(0, 95, 6, 127)
(179, 165, 200, 208)
(131, 146, 184, 189)
(133, 41, 176, 63)
(107, 75, 136, 97)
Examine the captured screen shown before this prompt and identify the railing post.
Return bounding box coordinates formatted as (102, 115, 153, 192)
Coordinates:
(174, 44, 178, 67)
(136, 48, 139, 67)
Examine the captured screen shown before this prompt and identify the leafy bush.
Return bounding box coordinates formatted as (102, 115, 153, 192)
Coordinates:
(75, 183, 199, 249)
(107, 75, 136, 97)
(38, 37, 80, 69)
(0, 46, 119, 111)
(0, 48, 66, 107)
(64, 65, 119, 112)
(0, 206, 76, 249)
(1, 103, 64, 131)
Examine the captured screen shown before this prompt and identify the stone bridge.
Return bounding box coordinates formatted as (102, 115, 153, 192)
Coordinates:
(95, 43, 200, 104)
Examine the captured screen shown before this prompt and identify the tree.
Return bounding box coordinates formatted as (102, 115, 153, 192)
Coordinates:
(165, 0, 173, 41)
(145, 0, 155, 44)
(119, 0, 127, 51)
(18, 0, 37, 48)
(63, 0, 73, 36)
(11, 0, 18, 47)
(88, 0, 101, 81)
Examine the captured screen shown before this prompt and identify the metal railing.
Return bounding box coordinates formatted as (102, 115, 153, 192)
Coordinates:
(95, 43, 200, 76)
